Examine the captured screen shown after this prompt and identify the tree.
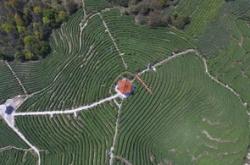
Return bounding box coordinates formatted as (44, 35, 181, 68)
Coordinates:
(110, 0, 190, 29)
(65, 1, 78, 14)
(17, 25, 26, 34)
(0, 52, 4, 60)
(6, 0, 18, 8)
(148, 11, 164, 27)
(134, 14, 146, 24)
(42, 16, 50, 25)
(0, 0, 81, 62)
(24, 49, 33, 60)
(23, 35, 35, 46)
(14, 14, 25, 26)
(39, 42, 50, 58)
(56, 10, 68, 23)
(43, 9, 55, 19)
(171, 15, 190, 29)
(107, 0, 129, 7)
(33, 6, 42, 15)
(1, 23, 15, 33)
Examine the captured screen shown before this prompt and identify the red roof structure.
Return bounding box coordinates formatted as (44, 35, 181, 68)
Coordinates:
(117, 79, 133, 95)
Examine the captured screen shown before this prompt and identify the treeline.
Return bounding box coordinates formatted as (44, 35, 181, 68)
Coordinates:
(0, 0, 81, 62)
(107, 0, 191, 29)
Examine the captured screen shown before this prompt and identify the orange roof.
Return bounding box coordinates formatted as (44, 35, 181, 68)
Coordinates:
(117, 79, 133, 94)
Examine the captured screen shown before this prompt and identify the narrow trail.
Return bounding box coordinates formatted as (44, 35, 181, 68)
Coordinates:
(14, 94, 119, 117)
(4, 119, 40, 165)
(80, 13, 99, 32)
(60, 26, 72, 54)
(4, 61, 28, 95)
(79, 13, 99, 50)
(113, 99, 122, 109)
(98, 13, 128, 69)
(193, 50, 247, 107)
(109, 104, 122, 165)
(0, 146, 31, 152)
(52, 33, 58, 46)
(138, 49, 195, 76)
(113, 155, 132, 165)
(139, 49, 247, 108)
(81, 0, 87, 21)
(201, 130, 235, 143)
(154, 49, 195, 68)
(79, 6, 118, 36)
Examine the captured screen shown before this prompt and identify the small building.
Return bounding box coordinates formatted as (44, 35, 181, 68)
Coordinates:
(5, 106, 14, 115)
(115, 78, 135, 98)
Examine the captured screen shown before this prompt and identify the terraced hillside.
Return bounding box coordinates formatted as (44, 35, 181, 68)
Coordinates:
(206, 0, 250, 106)
(0, 0, 250, 165)
(0, 61, 24, 103)
(0, 149, 36, 165)
(16, 104, 117, 165)
(115, 54, 248, 165)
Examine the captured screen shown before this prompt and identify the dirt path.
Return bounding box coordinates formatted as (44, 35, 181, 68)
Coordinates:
(114, 155, 132, 165)
(139, 49, 247, 108)
(194, 50, 247, 107)
(81, 0, 87, 21)
(4, 61, 28, 95)
(0, 146, 31, 153)
(109, 104, 122, 165)
(202, 130, 235, 143)
(98, 13, 128, 69)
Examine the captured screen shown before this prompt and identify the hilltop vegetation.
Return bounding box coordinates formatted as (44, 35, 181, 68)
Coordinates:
(0, 0, 81, 62)
(107, 0, 191, 29)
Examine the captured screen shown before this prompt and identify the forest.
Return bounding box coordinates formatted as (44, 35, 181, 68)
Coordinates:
(0, 0, 81, 62)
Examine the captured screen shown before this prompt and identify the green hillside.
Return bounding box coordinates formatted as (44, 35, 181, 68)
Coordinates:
(0, 0, 250, 165)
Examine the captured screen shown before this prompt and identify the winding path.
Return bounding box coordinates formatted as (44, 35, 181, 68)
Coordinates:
(0, 146, 31, 152)
(139, 49, 247, 108)
(109, 104, 122, 165)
